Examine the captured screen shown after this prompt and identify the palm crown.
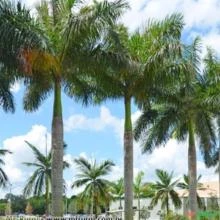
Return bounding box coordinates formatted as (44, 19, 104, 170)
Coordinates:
(72, 157, 115, 215)
(150, 169, 181, 214)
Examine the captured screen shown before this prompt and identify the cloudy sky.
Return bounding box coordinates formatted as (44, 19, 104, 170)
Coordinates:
(1, 0, 219, 197)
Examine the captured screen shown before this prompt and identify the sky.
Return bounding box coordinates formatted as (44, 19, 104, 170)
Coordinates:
(1, 0, 220, 197)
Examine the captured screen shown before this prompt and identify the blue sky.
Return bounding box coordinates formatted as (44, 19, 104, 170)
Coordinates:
(1, 0, 220, 197)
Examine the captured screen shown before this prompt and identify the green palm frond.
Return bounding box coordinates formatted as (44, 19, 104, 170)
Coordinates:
(0, 148, 11, 187)
(151, 169, 181, 212)
(0, 168, 8, 188)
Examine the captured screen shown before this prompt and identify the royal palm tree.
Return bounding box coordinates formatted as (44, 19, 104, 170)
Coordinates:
(0, 149, 11, 188)
(86, 14, 184, 220)
(23, 141, 69, 215)
(134, 38, 218, 219)
(177, 174, 205, 209)
(72, 157, 114, 216)
(201, 48, 220, 203)
(133, 171, 146, 220)
(110, 178, 124, 209)
(150, 169, 181, 215)
(17, 0, 128, 216)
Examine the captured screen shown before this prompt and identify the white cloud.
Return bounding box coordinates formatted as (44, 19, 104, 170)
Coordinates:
(64, 106, 123, 140)
(0, 125, 50, 197)
(10, 82, 21, 94)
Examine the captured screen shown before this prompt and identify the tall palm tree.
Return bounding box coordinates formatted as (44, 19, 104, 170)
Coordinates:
(201, 48, 220, 203)
(23, 141, 69, 215)
(72, 157, 115, 216)
(85, 14, 184, 220)
(134, 38, 218, 219)
(110, 178, 124, 209)
(18, 0, 128, 216)
(177, 174, 205, 209)
(0, 149, 11, 188)
(133, 171, 146, 220)
(150, 169, 181, 215)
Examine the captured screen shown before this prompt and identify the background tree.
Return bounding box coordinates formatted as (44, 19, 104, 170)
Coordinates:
(19, 0, 128, 215)
(87, 14, 184, 220)
(134, 38, 218, 219)
(72, 157, 114, 216)
(177, 174, 205, 209)
(28, 196, 46, 215)
(5, 194, 26, 214)
(150, 169, 181, 215)
(133, 171, 146, 220)
(23, 141, 69, 215)
(110, 178, 124, 209)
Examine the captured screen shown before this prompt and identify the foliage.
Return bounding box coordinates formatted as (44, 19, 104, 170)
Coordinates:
(5, 193, 26, 213)
(164, 211, 187, 220)
(0, 0, 48, 113)
(110, 178, 124, 209)
(0, 149, 11, 188)
(28, 196, 46, 215)
(177, 174, 205, 209)
(150, 169, 181, 214)
(72, 157, 115, 215)
(23, 141, 69, 214)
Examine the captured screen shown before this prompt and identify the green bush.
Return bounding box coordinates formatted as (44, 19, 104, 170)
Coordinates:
(164, 211, 187, 220)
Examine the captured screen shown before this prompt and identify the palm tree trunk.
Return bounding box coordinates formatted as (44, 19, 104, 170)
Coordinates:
(51, 80, 64, 216)
(138, 194, 140, 220)
(45, 175, 50, 215)
(166, 196, 169, 215)
(188, 119, 197, 220)
(119, 197, 122, 209)
(124, 96, 133, 220)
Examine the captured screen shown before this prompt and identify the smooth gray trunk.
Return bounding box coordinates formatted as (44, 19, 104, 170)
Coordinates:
(124, 131, 133, 220)
(124, 96, 133, 220)
(51, 115, 63, 216)
(188, 121, 197, 220)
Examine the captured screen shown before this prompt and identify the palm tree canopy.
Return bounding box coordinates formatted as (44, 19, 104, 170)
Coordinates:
(134, 38, 218, 158)
(177, 174, 205, 209)
(21, 0, 129, 111)
(23, 141, 69, 197)
(133, 171, 145, 198)
(151, 169, 181, 210)
(110, 178, 124, 198)
(72, 157, 115, 209)
(0, 0, 48, 113)
(79, 13, 184, 104)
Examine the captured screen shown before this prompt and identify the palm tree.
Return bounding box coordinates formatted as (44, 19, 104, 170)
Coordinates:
(72, 157, 115, 216)
(150, 169, 181, 215)
(0, 149, 11, 188)
(133, 171, 146, 220)
(0, 0, 48, 113)
(110, 178, 124, 209)
(17, 0, 128, 216)
(86, 14, 184, 220)
(134, 38, 218, 219)
(201, 48, 220, 204)
(177, 174, 205, 209)
(23, 141, 69, 215)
